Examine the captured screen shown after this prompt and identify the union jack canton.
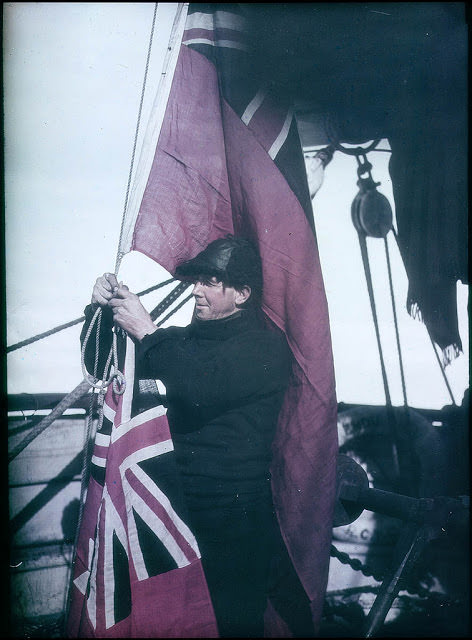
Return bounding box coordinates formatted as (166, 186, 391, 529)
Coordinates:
(66, 336, 218, 638)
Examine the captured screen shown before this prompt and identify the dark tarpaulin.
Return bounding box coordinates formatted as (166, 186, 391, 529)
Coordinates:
(241, 2, 468, 361)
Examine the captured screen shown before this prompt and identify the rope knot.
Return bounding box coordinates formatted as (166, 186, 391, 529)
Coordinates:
(81, 307, 126, 394)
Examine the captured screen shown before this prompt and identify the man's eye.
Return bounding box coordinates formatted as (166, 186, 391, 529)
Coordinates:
(196, 276, 221, 287)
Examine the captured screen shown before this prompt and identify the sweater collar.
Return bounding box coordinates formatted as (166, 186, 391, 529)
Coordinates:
(189, 308, 261, 340)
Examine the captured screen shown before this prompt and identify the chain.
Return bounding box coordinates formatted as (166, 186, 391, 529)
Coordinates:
(330, 544, 385, 583)
(330, 544, 436, 599)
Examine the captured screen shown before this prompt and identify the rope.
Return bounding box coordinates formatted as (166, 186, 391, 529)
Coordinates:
(7, 317, 87, 354)
(6, 278, 175, 353)
(357, 233, 392, 407)
(114, 2, 158, 275)
(82, 0, 158, 408)
(157, 293, 193, 327)
(136, 277, 175, 297)
(8, 379, 92, 463)
(150, 280, 191, 321)
(80, 307, 125, 393)
(333, 139, 381, 156)
(384, 235, 408, 407)
(79, 280, 187, 396)
(356, 231, 401, 482)
(63, 276, 191, 632)
(9, 281, 192, 463)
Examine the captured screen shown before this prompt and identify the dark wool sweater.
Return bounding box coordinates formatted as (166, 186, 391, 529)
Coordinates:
(81, 306, 291, 512)
(135, 309, 291, 511)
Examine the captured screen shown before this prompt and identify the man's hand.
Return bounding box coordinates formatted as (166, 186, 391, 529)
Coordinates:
(91, 273, 120, 307)
(109, 285, 158, 341)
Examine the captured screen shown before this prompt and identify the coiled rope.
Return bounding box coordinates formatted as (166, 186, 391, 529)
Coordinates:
(8, 281, 190, 465)
(80, 306, 126, 396)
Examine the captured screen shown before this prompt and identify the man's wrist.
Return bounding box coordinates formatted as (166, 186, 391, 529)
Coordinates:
(137, 325, 158, 342)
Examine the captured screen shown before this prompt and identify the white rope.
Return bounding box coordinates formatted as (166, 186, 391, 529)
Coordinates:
(80, 307, 126, 395)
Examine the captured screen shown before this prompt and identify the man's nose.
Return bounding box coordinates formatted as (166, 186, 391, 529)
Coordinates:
(192, 282, 203, 296)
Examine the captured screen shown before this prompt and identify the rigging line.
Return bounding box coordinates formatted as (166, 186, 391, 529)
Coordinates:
(137, 277, 175, 297)
(8, 281, 191, 461)
(357, 232, 400, 481)
(66, 310, 126, 627)
(81, 308, 120, 391)
(357, 233, 392, 407)
(66, 287, 191, 620)
(390, 227, 457, 406)
(384, 234, 408, 406)
(65, 8, 160, 596)
(150, 280, 192, 321)
(6, 277, 175, 353)
(114, 2, 159, 275)
(8, 379, 92, 464)
(427, 330, 457, 406)
(157, 293, 194, 327)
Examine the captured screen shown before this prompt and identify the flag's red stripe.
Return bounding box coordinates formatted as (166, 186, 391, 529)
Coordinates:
(125, 467, 200, 564)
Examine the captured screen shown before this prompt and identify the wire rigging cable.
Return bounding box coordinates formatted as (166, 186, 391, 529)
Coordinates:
(384, 236, 408, 407)
(6, 278, 176, 353)
(114, 2, 159, 275)
(334, 141, 458, 406)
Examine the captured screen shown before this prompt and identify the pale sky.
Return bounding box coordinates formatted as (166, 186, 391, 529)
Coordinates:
(4, 2, 469, 409)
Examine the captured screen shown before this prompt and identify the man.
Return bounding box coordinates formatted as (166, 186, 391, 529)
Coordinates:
(82, 236, 293, 637)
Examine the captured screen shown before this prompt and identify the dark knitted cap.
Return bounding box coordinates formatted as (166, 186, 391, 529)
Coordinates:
(175, 235, 263, 302)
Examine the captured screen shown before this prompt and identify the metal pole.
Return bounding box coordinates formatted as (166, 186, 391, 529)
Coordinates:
(363, 524, 431, 637)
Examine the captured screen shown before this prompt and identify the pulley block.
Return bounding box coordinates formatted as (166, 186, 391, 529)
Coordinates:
(351, 177, 393, 238)
(351, 154, 393, 238)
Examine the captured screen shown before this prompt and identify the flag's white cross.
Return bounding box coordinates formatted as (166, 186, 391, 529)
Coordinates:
(74, 439, 200, 631)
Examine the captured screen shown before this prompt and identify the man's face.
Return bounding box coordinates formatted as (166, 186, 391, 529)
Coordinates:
(192, 277, 242, 321)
